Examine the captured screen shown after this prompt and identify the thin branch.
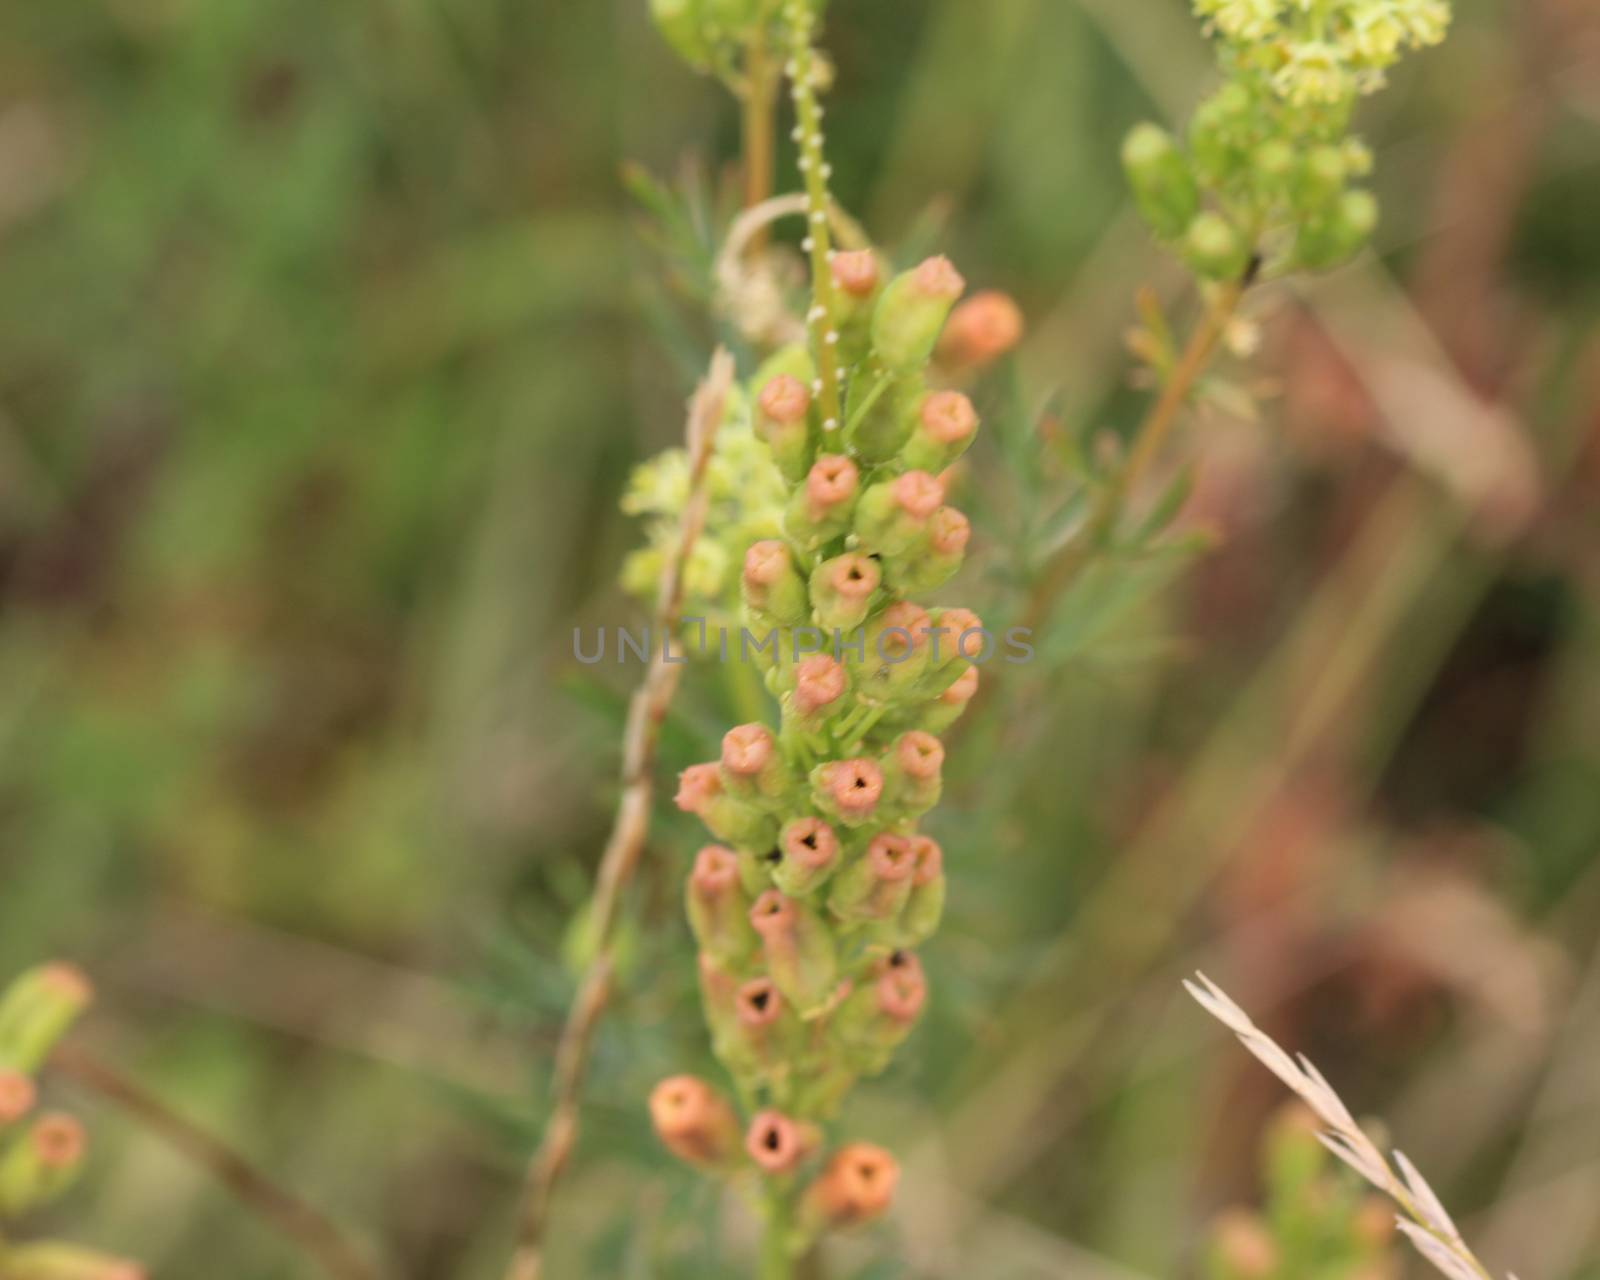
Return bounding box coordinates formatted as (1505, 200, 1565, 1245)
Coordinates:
(52, 1042, 380, 1280)
(503, 350, 735, 1280)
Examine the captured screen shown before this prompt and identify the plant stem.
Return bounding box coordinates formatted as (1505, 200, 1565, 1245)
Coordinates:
(759, 1187, 796, 1280)
(742, 23, 777, 230)
(502, 353, 735, 1280)
(784, 1, 844, 432)
(51, 1043, 380, 1280)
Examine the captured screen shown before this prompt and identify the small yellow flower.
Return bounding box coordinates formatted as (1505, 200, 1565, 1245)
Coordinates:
(1274, 41, 1350, 105)
(1196, 0, 1284, 40)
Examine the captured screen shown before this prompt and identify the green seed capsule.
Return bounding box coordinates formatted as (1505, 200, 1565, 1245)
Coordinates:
(1184, 212, 1250, 282)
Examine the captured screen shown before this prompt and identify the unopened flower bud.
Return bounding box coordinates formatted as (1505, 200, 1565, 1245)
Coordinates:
(1123, 123, 1200, 241)
(675, 763, 777, 848)
(774, 817, 842, 897)
(882, 731, 944, 815)
(785, 454, 859, 548)
(831, 250, 882, 301)
(745, 1109, 818, 1175)
(836, 950, 927, 1068)
(749, 891, 838, 1015)
(1352, 1195, 1397, 1248)
(731, 975, 804, 1069)
(720, 723, 789, 805)
(756, 375, 815, 483)
(0, 964, 93, 1075)
(918, 664, 978, 734)
(896, 835, 946, 945)
(828, 833, 916, 924)
(871, 256, 966, 371)
(854, 601, 932, 695)
(697, 952, 745, 1066)
(791, 654, 847, 720)
(921, 606, 985, 694)
(899, 390, 979, 476)
(810, 757, 884, 828)
(649, 1075, 742, 1170)
(853, 470, 945, 557)
(686, 846, 760, 967)
(0, 1070, 36, 1127)
(800, 1143, 900, 1230)
(742, 540, 810, 629)
(0, 1112, 86, 1216)
(937, 291, 1024, 371)
(809, 553, 880, 632)
(887, 504, 969, 595)
(0, 1243, 146, 1280)
(830, 249, 885, 365)
(1185, 212, 1250, 282)
(1207, 1209, 1278, 1280)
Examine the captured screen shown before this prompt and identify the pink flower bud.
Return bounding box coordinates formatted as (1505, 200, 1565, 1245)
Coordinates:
(812, 757, 884, 825)
(809, 553, 880, 632)
(830, 250, 881, 299)
(801, 1144, 900, 1228)
(675, 764, 722, 816)
(881, 732, 944, 816)
(793, 654, 847, 716)
(929, 507, 971, 556)
(828, 833, 916, 923)
(874, 951, 928, 1023)
(686, 846, 759, 967)
(897, 731, 944, 780)
(774, 817, 841, 896)
(897, 836, 947, 946)
(854, 473, 943, 558)
(758, 374, 811, 426)
(893, 470, 944, 519)
(871, 256, 967, 370)
(735, 977, 784, 1030)
(0, 1070, 36, 1126)
(787, 455, 860, 546)
(936, 290, 1024, 369)
(1208, 1209, 1278, 1279)
(910, 835, 943, 887)
(942, 666, 979, 705)
(900, 387, 980, 473)
(0, 1244, 146, 1280)
(745, 1110, 815, 1175)
(721, 724, 774, 777)
(742, 540, 809, 627)
(0, 964, 94, 1075)
(649, 1076, 742, 1170)
(749, 890, 838, 1015)
(856, 601, 933, 691)
(31, 1114, 85, 1168)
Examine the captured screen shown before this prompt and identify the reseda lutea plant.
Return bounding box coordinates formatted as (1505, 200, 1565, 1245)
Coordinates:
(641, 1, 989, 1271)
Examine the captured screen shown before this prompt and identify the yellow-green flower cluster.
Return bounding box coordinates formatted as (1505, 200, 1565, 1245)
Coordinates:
(621, 395, 788, 639)
(1205, 1103, 1399, 1280)
(1122, 0, 1451, 278)
(1196, 0, 1450, 102)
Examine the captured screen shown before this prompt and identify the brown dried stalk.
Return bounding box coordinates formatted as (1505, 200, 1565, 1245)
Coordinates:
(503, 349, 735, 1280)
(52, 1042, 380, 1280)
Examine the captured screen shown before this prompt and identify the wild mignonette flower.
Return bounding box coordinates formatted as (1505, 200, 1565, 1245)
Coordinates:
(871, 256, 966, 371)
(756, 375, 815, 484)
(742, 539, 810, 629)
(900, 390, 979, 475)
(749, 890, 839, 1015)
(936, 290, 1024, 372)
(1208, 1209, 1279, 1280)
(799, 1143, 900, 1231)
(790, 654, 847, 719)
(881, 731, 944, 815)
(830, 249, 884, 364)
(917, 664, 979, 735)
(774, 817, 841, 897)
(853, 470, 944, 558)
(675, 763, 777, 848)
(720, 723, 789, 805)
(889, 504, 970, 595)
(808, 553, 880, 631)
(745, 1110, 817, 1176)
(855, 602, 933, 695)
(827, 834, 916, 925)
(0, 1070, 36, 1126)
(649, 1076, 743, 1171)
(830, 249, 881, 301)
(0, 1113, 86, 1218)
(810, 758, 884, 827)
(686, 846, 760, 967)
(923, 606, 985, 692)
(785, 453, 860, 548)
(898, 835, 946, 946)
(835, 951, 927, 1069)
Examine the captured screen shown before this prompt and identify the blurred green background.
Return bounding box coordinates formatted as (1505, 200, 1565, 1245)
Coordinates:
(1, 0, 1598, 1276)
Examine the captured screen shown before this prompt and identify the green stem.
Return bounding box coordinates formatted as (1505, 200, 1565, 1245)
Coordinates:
(759, 1187, 796, 1280)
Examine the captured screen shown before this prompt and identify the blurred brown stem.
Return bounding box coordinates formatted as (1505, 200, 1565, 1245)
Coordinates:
(52, 1042, 380, 1280)
(743, 26, 777, 234)
(503, 351, 734, 1280)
